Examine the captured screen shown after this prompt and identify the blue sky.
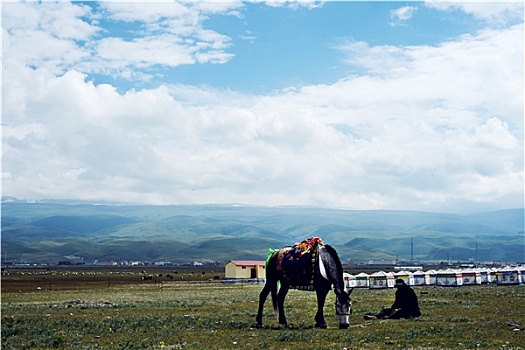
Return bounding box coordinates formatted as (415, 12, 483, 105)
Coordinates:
(85, 1, 494, 93)
(2, 1, 524, 213)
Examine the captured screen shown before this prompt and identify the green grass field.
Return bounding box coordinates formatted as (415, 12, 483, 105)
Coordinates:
(1, 269, 524, 350)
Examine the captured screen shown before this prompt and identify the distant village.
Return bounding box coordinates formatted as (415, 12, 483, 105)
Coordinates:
(2, 256, 523, 288)
(1, 254, 515, 270)
(2, 256, 220, 268)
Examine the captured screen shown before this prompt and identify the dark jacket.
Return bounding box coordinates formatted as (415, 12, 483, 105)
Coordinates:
(390, 284, 421, 318)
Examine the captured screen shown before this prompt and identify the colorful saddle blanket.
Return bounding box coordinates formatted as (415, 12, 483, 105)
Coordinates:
(276, 242, 321, 291)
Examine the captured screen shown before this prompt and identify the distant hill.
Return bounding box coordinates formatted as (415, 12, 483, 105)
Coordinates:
(1, 199, 523, 264)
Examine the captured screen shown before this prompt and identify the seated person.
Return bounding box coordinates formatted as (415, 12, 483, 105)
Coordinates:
(364, 279, 421, 319)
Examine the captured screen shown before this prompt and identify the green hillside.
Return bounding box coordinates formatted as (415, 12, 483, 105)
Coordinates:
(1, 199, 523, 264)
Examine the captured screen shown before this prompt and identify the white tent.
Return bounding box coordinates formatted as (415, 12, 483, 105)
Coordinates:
(474, 268, 492, 284)
(489, 268, 498, 283)
(354, 272, 369, 288)
(496, 266, 522, 285)
(343, 272, 356, 291)
(412, 270, 427, 286)
(461, 268, 481, 285)
(436, 268, 463, 287)
(394, 270, 414, 286)
(386, 272, 396, 288)
(369, 271, 395, 289)
(425, 269, 437, 285)
(518, 265, 525, 284)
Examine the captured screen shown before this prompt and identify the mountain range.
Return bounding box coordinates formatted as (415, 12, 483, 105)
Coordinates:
(1, 197, 523, 264)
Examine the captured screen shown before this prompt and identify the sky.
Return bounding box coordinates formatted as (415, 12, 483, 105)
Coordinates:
(1, 1, 524, 213)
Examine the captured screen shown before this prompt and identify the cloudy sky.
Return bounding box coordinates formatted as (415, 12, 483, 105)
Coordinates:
(2, 1, 524, 213)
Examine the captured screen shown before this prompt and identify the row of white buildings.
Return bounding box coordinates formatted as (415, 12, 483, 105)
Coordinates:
(344, 265, 525, 289)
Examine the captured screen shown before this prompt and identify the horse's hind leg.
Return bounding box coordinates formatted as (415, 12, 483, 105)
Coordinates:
(277, 283, 289, 327)
(255, 283, 272, 328)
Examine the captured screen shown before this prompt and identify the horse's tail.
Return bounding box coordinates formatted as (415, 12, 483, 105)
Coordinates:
(271, 282, 278, 312)
(264, 248, 275, 271)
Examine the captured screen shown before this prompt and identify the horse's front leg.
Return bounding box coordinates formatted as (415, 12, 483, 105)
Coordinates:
(314, 287, 329, 328)
(277, 283, 289, 327)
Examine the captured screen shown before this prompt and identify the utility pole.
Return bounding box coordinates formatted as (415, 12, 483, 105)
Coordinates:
(411, 238, 414, 263)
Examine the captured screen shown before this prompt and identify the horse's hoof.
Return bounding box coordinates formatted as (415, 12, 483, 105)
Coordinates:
(315, 323, 328, 329)
(280, 323, 290, 329)
(254, 323, 263, 329)
(339, 323, 350, 329)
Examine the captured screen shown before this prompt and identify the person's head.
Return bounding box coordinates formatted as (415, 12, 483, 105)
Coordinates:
(394, 279, 406, 288)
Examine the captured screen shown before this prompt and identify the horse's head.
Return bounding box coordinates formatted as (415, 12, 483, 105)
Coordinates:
(335, 288, 353, 329)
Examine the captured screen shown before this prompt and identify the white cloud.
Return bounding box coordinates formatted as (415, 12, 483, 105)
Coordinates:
(101, 1, 192, 23)
(390, 6, 416, 27)
(2, 2, 96, 75)
(2, 123, 48, 141)
(95, 36, 198, 67)
(425, 1, 524, 26)
(2, 1, 98, 40)
(1, 1, 238, 81)
(336, 24, 524, 122)
(475, 118, 519, 151)
(255, 0, 324, 10)
(1, 2, 523, 212)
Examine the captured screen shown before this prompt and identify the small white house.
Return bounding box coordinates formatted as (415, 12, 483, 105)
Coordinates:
(225, 260, 265, 279)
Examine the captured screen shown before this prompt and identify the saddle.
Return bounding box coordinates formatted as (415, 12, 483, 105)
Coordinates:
(277, 237, 323, 291)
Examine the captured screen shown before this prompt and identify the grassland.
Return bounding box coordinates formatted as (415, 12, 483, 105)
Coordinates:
(1, 268, 524, 350)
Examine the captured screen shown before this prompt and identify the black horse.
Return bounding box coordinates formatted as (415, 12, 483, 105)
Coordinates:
(256, 244, 353, 329)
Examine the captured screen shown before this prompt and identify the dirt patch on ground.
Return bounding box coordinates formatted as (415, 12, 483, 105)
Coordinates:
(1, 266, 224, 292)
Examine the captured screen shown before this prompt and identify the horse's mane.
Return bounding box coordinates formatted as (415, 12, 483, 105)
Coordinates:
(323, 244, 344, 278)
(322, 244, 349, 299)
